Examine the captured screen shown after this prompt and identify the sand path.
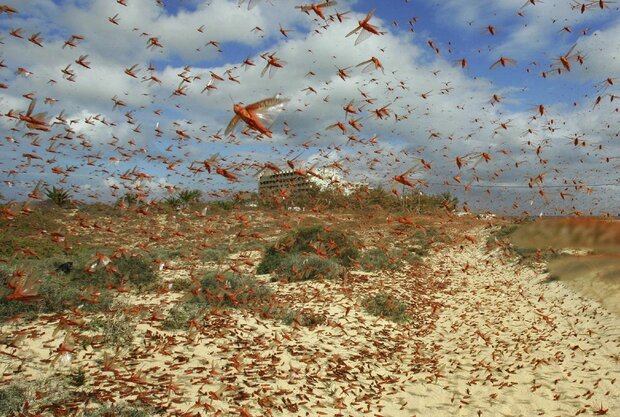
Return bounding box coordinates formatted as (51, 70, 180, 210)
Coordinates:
(397, 227, 620, 417)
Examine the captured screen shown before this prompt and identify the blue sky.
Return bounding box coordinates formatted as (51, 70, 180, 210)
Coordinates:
(0, 0, 619, 214)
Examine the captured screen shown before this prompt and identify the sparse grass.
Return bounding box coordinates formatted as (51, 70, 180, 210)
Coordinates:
(0, 376, 80, 416)
(276, 254, 345, 282)
(363, 293, 410, 323)
(0, 208, 69, 259)
(487, 224, 557, 265)
(233, 239, 265, 252)
(147, 246, 183, 261)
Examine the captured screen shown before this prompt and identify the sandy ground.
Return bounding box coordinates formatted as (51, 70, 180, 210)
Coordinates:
(410, 229, 620, 417)
(1, 226, 619, 416)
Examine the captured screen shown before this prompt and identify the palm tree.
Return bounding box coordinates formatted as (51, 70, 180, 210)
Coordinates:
(177, 189, 202, 207)
(45, 187, 72, 208)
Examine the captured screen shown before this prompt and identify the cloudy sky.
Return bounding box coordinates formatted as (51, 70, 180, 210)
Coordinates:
(1, 0, 619, 215)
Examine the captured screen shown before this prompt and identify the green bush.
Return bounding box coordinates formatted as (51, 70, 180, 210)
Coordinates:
(257, 224, 359, 274)
(256, 245, 286, 274)
(163, 302, 204, 330)
(277, 254, 345, 282)
(0, 267, 113, 323)
(177, 189, 202, 206)
(165, 272, 271, 327)
(363, 293, 410, 323)
(198, 271, 271, 307)
(202, 246, 228, 263)
(71, 254, 158, 289)
(360, 248, 396, 271)
(163, 195, 181, 208)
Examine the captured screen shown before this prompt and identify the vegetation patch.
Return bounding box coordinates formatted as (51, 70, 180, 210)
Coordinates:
(165, 271, 272, 329)
(360, 248, 399, 271)
(257, 224, 360, 275)
(276, 254, 345, 282)
(0, 266, 113, 323)
(45, 186, 73, 208)
(99, 311, 137, 347)
(163, 302, 205, 330)
(70, 253, 159, 290)
(363, 293, 410, 323)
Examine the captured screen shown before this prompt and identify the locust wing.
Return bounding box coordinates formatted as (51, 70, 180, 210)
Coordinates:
(247, 95, 290, 127)
(224, 114, 241, 136)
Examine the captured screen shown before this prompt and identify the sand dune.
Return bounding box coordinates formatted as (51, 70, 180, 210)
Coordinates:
(1, 224, 620, 416)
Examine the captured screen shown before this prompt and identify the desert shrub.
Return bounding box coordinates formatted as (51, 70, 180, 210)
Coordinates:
(70, 254, 158, 289)
(163, 302, 204, 330)
(398, 247, 423, 264)
(167, 272, 271, 326)
(257, 224, 359, 274)
(360, 248, 397, 271)
(38, 274, 113, 313)
(0, 267, 113, 322)
(198, 271, 271, 307)
(0, 380, 30, 415)
(363, 293, 410, 323)
(170, 279, 194, 292)
(100, 312, 136, 347)
(256, 245, 286, 274)
(202, 246, 228, 263)
(67, 368, 88, 387)
(277, 254, 345, 282)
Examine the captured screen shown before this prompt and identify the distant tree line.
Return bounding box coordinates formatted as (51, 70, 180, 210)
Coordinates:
(8, 184, 457, 214)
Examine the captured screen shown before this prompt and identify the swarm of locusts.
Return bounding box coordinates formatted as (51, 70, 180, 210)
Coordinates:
(1, 0, 620, 416)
